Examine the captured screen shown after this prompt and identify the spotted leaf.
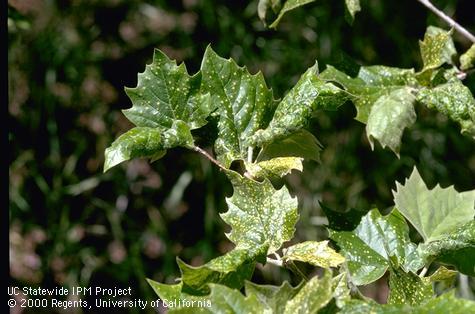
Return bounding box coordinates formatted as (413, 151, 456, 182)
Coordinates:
(416, 81, 475, 138)
(388, 268, 433, 305)
(419, 26, 456, 72)
(418, 220, 475, 276)
(366, 87, 416, 155)
(393, 167, 475, 242)
(320, 65, 418, 123)
(250, 63, 348, 147)
(201, 46, 277, 167)
(283, 270, 333, 314)
(282, 240, 345, 268)
(245, 157, 303, 181)
(330, 208, 424, 286)
(222, 170, 298, 254)
(245, 280, 303, 313)
(105, 49, 213, 171)
(460, 44, 475, 71)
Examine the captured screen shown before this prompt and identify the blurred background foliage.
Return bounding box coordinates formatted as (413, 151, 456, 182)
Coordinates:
(8, 0, 475, 312)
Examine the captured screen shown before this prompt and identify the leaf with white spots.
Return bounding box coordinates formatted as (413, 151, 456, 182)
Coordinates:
(250, 63, 348, 147)
(393, 167, 475, 242)
(245, 157, 303, 181)
(201, 46, 277, 168)
(418, 220, 475, 276)
(320, 65, 418, 123)
(345, 0, 361, 24)
(416, 81, 475, 138)
(105, 49, 213, 171)
(425, 266, 457, 286)
(366, 87, 416, 155)
(419, 26, 456, 72)
(388, 268, 433, 305)
(330, 208, 424, 286)
(320, 203, 366, 232)
(222, 170, 299, 254)
(245, 280, 303, 313)
(460, 44, 475, 71)
(340, 292, 475, 313)
(282, 240, 345, 268)
(269, 0, 317, 29)
(177, 246, 267, 295)
(332, 273, 351, 308)
(283, 270, 333, 314)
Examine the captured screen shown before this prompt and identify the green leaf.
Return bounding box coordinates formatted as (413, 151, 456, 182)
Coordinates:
(320, 203, 366, 231)
(344, 0, 361, 24)
(256, 129, 322, 163)
(393, 167, 475, 242)
(366, 88, 416, 155)
(320, 65, 418, 123)
(257, 0, 282, 25)
(460, 44, 475, 71)
(222, 170, 299, 254)
(340, 292, 475, 314)
(418, 220, 475, 276)
(330, 208, 424, 285)
(246, 157, 303, 180)
(201, 46, 276, 168)
(245, 280, 303, 313)
(170, 284, 267, 314)
(282, 240, 345, 268)
(425, 266, 457, 286)
(419, 26, 456, 71)
(269, 0, 317, 28)
(124, 49, 213, 130)
(250, 63, 347, 147)
(387, 268, 433, 305)
(283, 270, 333, 314)
(104, 127, 166, 172)
(105, 49, 214, 171)
(177, 246, 267, 295)
(332, 273, 351, 308)
(416, 81, 475, 137)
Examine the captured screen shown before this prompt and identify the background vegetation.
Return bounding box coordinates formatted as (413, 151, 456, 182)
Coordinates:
(9, 0, 475, 312)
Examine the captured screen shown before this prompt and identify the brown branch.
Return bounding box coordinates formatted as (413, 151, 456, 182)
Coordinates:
(417, 0, 475, 43)
(192, 146, 227, 171)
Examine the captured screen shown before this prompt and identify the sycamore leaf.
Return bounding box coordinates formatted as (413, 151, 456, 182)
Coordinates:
(387, 268, 433, 305)
(256, 129, 322, 163)
(460, 44, 475, 71)
(282, 240, 345, 268)
(393, 167, 475, 242)
(332, 273, 351, 308)
(330, 209, 424, 286)
(340, 292, 475, 314)
(418, 220, 475, 276)
(269, 0, 317, 28)
(320, 203, 366, 232)
(419, 26, 456, 72)
(177, 246, 267, 295)
(250, 63, 347, 147)
(320, 65, 418, 123)
(246, 157, 303, 180)
(170, 284, 266, 314)
(416, 81, 475, 138)
(257, 0, 282, 25)
(283, 270, 333, 314)
(201, 47, 276, 168)
(344, 0, 361, 24)
(366, 88, 416, 155)
(245, 280, 303, 313)
(425, 266, 457, 286)
(222, 170, 298, 254)
(104, 127, 166, 172)
(105, 49, 213, 171)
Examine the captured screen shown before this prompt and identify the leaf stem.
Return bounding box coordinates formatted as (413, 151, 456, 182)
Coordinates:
(266, 257, 283, 267)
(192, 146, 227, 171)
(419, 266, 428, 277)
(416, 0, 475, 43)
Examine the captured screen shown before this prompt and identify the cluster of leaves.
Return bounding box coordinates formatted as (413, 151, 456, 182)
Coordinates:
(105, 21, 475, 311)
